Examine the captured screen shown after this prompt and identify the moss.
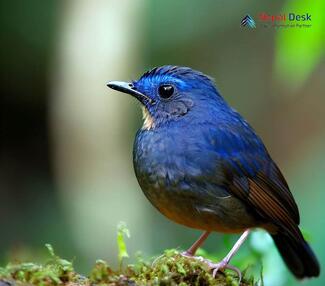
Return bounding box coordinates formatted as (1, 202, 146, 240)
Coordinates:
(127, 249, 253, 286)
(0, 244, 85, 286)
(0, 247, 257, 286)
(0, 225, 260, 285)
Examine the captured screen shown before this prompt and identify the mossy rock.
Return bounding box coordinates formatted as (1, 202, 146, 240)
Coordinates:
(0, 248, 257, 286)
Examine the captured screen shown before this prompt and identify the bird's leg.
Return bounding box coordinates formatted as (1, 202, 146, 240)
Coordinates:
(152, 231, 211, 266)
(153, 231, 211, 266)
(209, 229, 251, 281)
(180, 229, 250, 282)
(182, 231, 211, 256)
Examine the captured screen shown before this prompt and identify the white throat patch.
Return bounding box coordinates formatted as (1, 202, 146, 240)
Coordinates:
(142, 107, 155, 130)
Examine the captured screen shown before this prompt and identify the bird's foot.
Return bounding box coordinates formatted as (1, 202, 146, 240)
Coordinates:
(153, 250, 209, 267)
(208, 259, 242, 282)
(151, 253, 165, 266)
(180, 252, 241, 282)
(180, 251, 209, 263)
(180, 251, 194, 258)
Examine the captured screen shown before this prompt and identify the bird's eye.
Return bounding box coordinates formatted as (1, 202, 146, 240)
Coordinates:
(158, 84, 174, 99)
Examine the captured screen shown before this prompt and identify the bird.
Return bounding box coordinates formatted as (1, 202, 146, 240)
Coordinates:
(107, 65, 320, 279)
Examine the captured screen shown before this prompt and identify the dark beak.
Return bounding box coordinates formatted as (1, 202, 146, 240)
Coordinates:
(107, 81, 154, 105)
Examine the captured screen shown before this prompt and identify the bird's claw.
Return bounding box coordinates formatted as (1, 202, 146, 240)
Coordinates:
(180, 252, 242, 283)
(181, 251, 203, 259)
(210, 260, 242, 282)
(151, 253, 165, 267)
(180, 251, 192, 258)
(180, 251, 209, 263)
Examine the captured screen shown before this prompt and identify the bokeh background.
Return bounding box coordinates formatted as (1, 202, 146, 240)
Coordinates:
(1, 0, 324, 285)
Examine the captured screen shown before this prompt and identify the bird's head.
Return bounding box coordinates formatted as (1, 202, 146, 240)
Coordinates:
(107, 65, 224, 130)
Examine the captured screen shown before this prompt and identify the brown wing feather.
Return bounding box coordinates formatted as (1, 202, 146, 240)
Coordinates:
(260, 163, 300, 224)
(231, 169, 300, 237)
(215, 121, 300, 233)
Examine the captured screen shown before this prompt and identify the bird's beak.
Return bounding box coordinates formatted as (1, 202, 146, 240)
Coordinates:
(107, 81, 154, 105)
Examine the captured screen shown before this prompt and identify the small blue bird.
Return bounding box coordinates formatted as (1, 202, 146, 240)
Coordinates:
(107, 66, 320, 279)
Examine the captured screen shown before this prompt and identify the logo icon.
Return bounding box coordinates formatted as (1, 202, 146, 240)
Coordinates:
(241, 15, 256, 28)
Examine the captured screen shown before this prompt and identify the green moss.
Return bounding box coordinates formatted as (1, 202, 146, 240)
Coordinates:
(0, 246, 257, 286)
(127, 249, 253, 286)
(0, 225, 259, 285)
(0, 244, 84, 286)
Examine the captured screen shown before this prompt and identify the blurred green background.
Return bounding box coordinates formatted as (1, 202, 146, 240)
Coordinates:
(1, 0, 324, 285)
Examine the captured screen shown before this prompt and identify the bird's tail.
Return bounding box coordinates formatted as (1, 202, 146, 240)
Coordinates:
(272, 229, 320, 279)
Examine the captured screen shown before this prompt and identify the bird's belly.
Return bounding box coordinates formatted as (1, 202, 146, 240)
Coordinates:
(140, 183, 259, 233)
(133, 130, 260, 233)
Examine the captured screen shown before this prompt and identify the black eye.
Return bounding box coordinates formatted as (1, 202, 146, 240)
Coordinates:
(158, 84, 174, 99)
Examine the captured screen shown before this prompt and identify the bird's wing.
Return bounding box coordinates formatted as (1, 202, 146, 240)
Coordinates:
(213, 121, 300, 234)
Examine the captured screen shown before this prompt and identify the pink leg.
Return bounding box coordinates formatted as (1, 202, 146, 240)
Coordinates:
(222, 229, 251, 264)
(181, 229, 251, 282)
(153, 231, 210, 266)
(210, 229, 251, 281)
(183, 231, 211, 256)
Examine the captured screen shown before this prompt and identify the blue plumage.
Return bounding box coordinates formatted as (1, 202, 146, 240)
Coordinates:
(108, 65, 319, 279)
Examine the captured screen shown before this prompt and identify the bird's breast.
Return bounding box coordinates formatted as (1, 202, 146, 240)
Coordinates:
(134, 129, 186, 188)
(133, 127, 259, 232)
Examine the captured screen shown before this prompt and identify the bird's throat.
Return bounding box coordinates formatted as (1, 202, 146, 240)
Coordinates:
(142, 107, 155, 130)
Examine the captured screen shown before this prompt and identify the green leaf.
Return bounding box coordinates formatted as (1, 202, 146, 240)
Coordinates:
(117, 222, 130, 266)
(176, 262, 186, 275)
(44, 244, 73, 273)
(45, 243, 55, 257)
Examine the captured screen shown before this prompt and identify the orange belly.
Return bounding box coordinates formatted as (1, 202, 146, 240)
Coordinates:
(144, 188, 262, 233)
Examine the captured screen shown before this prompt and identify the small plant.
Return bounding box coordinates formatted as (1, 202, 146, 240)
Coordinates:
(116, 221, 130, 269)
